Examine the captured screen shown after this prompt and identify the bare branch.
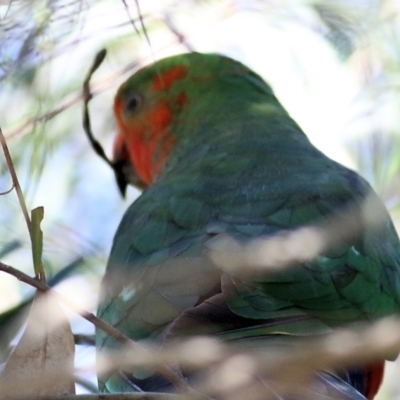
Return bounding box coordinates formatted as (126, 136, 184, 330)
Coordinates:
(0, 127, 32, 238)
(121, 0, 142, 37)
(134, 0, 153, 56)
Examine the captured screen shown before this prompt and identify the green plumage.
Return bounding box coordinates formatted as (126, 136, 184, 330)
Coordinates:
(97, 53, 400, 397)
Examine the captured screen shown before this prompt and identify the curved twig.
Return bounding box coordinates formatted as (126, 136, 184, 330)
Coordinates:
(82, 49, 114, 169)
(0, 183, 15, 195)
(82, 49, 129, 197)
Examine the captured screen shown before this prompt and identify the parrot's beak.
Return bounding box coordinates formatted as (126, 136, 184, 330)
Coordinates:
(113, 138, 147, 197)
(114, 158, 147, 196)
(113, 136, 129, 197)
(113, 163, 128, 197)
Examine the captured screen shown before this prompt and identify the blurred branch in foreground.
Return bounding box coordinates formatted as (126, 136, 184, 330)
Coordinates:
(0, 395, 177, 400)
(208, 193, 387, 277)
(41, 315, 400, 400)
(0, 260, 188, 391)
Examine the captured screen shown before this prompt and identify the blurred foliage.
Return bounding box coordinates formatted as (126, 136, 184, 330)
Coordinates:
(0, 0, 400, 396)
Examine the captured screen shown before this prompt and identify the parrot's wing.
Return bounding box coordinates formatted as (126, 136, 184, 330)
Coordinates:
(97, 170, 399, 395)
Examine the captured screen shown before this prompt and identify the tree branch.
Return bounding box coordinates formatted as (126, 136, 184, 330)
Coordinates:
(0, 261, 188, 391)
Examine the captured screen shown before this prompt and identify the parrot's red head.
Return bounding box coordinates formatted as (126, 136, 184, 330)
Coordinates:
(112, 52, 277, 195)
(113, 62, 190, 194)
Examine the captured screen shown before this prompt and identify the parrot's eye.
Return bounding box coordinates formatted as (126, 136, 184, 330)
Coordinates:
(124, 93, 142, 114)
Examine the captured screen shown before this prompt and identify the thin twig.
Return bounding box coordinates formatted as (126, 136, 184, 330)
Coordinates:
(7, 93, 83, 140)
(82, 49, 130, 197)
(162, 13, 194, 51)
(121, 0, 142, 37)
(0, 183, 14, 195)
(134, 0, 153, 55)
(82, 48, 114, 169)
(0, 260, 188, 391)
(0, 127, 32, 237)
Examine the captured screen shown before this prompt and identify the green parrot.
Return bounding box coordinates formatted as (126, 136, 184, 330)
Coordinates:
(96, 52, 400, 399)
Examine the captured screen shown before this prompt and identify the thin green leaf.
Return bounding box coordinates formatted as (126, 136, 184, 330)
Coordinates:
(31, 206, 44, 279)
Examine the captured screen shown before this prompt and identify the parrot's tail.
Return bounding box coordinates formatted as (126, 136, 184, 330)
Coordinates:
(364, 362, 385, 400)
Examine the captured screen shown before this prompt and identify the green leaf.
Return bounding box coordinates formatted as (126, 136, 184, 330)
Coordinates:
(31, 206, 44, 277)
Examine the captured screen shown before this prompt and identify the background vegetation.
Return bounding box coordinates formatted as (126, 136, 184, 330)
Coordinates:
(0, 0, 400, 397)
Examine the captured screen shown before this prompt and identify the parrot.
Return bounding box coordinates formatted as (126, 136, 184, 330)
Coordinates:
(96, 52, 400, 399)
